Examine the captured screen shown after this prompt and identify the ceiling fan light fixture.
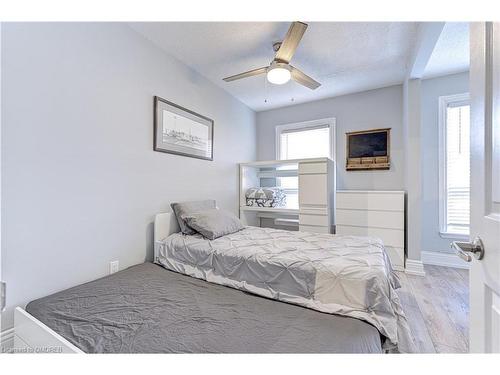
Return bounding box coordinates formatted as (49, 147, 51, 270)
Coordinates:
(222, 22, 320, 90)
(266, 63, 291, 85)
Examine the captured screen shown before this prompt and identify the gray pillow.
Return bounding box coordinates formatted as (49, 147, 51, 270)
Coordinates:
(171, 200, 216, 235)
(183, 209, 244, 240)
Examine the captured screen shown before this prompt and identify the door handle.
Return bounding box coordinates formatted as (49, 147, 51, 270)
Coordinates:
(451, 237, 485, 262)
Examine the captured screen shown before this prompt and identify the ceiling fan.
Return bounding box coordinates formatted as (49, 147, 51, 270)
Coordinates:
(222, 22, 321, 90)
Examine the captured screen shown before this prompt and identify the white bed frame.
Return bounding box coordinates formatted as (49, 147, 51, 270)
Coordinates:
(153, 212, 179, 262)
(12, 307, 83, 353)
(13, 213, 175, 354)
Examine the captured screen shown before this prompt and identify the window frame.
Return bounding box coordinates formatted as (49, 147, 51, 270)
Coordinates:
(275, 117, 336, 161)
(438, 92, 471, 240)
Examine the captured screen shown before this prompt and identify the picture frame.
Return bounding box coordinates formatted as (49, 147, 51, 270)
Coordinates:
(154, 96, 214, 161)
(346, 128, 391, 171)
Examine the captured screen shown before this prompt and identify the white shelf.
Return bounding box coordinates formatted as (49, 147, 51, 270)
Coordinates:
(336, 190, 405, 194)
(240, 206, 299, 214)
(257, 169, 298, 178)
(239, 158, 335, 232)
(240, 157, 331, 169)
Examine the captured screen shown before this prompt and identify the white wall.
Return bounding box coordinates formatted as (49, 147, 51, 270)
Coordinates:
(405, 79, 423, 262)
(256, 85, 404, 190)
(1, 23, 256, 329)
(420, 72, 469, 253)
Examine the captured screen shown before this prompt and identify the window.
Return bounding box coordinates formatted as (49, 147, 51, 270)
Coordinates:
(439, 93, 470, 238)
(276, 118, 335, 160)
(275, 119, 335, 209)
(279, 126, 331, 160)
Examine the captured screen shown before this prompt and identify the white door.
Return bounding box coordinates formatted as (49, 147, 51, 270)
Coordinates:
(467, 22, 500, 353)
(0, 21, 3, 337)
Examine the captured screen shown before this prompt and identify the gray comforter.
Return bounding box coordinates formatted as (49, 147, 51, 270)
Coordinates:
(157, 226, 415, 353)
(26, 262, 383, 353)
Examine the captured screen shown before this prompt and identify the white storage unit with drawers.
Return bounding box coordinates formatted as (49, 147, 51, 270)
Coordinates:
(336, 190, 405, 271)
(298, 159, 335, 233)
(239, 157, 335, 234)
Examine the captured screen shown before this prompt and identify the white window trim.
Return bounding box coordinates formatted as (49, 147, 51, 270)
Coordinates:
(275, 117, 336, 161)
(438, 92, 470, 240)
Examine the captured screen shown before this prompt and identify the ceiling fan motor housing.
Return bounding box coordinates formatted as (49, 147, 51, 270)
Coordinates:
(222, 22, 320, 90)
(269, 61, 290, 71)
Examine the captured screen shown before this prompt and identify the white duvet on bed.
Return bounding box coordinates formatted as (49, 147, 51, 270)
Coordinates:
(156, 226, 415, 353)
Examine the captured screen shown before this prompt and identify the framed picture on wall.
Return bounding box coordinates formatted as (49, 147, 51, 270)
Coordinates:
(346, 128, 391, 170)
(154, 96, 214, 161)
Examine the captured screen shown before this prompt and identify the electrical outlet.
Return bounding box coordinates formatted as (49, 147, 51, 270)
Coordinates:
(109, 261, 119, 274)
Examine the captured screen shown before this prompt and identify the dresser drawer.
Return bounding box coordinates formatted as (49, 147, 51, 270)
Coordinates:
(299, 225, 330, 234)
(299, 174, 327, 206)
(385, 246, 405, 270)
(336, 192, 404, 212)
(299, 214, 329, 227)
(299, 162, 327, 174)
(336, 209, 404, 230)
(335, 224, 404, 248)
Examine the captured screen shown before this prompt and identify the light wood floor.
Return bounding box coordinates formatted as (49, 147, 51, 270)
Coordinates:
(397, 265, 469, 353)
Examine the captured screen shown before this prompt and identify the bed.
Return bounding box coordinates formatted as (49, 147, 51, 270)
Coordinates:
(13, 211, 411, 353)
(154, 212, 414, 353)
(24, 262, 383, 353)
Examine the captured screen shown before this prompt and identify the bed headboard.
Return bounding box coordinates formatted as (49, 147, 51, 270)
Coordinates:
(153, 213, 180, 262)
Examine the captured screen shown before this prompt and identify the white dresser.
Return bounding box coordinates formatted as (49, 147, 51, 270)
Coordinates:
(335, 190, 405, 271)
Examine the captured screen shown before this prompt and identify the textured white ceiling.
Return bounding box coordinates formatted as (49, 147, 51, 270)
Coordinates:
(423, 22, 469, 78)
(130, 22, 419, 111)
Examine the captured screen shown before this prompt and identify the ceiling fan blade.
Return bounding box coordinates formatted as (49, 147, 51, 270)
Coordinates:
(223, 67, 268, 82)
(274, 22, 308, 63)
(291, 66, 321, 90)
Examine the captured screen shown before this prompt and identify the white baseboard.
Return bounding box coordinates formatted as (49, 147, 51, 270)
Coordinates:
(421, 250, 470, 269)
(405, 259, 426, 276)
(0, 327, 15, 351)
